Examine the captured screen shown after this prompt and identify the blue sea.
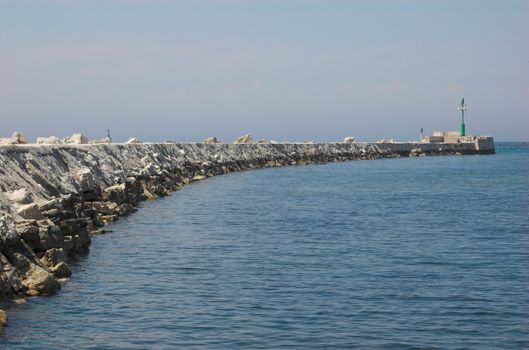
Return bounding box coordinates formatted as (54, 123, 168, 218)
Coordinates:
(2, 143, 528, 349)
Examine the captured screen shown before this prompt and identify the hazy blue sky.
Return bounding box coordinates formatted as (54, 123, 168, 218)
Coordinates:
(0, 0, 527, 142)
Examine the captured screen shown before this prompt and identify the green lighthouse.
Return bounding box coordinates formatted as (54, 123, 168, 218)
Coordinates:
(458, 98, 466, 136)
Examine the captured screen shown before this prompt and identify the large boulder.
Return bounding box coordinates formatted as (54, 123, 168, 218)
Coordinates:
(203, 137, 221, 144)
(40, 248, 67, 268)
(0, 200, 43, 299)
(50, 262, 71, 278)
(89, 137, 111, 144)
(103, 183, 127, 205)
(409, 148, 425, 157)
(63, 133, 88, 144)
(16, 221, 40, 250)
(234, 134, 253, 144)
(70, 228, 91, 252)
(91, 201, 118, 215)
(38, 222, 64, 251)
(15, 255, 60, 296)
(0, 253, 24, 301)
(40, 248, 71, 278)
(36, 136, 62, 144)
(9, 132, 28, 145)
(15, 220, 64, 253)
(76, 168, 95, 191)
(6, 189, 33, 205)
(15, 203, 44, 220)
(125, 137, 141, 144)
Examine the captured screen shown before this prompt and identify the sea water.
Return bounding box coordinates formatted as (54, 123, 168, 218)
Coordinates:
(2, 143, 528, 349)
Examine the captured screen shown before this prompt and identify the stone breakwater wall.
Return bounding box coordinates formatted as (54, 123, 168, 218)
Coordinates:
(0, 141, 494, 326)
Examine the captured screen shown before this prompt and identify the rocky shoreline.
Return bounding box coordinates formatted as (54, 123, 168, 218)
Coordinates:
(0, 141, 494, 331)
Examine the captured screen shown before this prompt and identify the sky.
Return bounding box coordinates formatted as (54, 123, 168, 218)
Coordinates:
(0, 0, 527, 142)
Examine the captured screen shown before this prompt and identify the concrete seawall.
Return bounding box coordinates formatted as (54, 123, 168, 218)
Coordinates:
(0, 140, 494, 329)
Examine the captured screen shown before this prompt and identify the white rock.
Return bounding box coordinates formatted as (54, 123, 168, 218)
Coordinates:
(9, 132, 28, 144)
(76, 168, 94, 191)
(36, 136, 62, 145)
(104, 183, 126, 195)
(125, 137, 141, 144)
(234, 134, 253, 144)
(7, 189, 33, 205)
(15, 203, 43, 220)
(63, 133, 88, 144)
(343, 137, 355, 143)
(203, 137, 221, 144)
(89, 137, 111, 144)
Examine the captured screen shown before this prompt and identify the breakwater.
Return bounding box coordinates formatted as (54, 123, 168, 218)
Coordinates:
(0, 140, 494, 329)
